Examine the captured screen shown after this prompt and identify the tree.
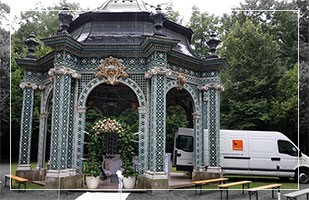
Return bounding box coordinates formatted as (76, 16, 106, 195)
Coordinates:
(297, 0, 309, 154)
(0, 2, 10, 160)
(271, 64, 298, 141)
(188, 6, 220, 56)
(220, 18, 283, 130)
(164, 1, 183, 24)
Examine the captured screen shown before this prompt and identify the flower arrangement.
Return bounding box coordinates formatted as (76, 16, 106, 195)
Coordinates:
(91, 118, 123, 134)
(85, 117, 138, 181)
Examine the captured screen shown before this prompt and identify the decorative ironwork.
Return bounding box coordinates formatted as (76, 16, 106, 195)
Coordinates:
(177, 73, 186, 90)
(150, 5, 166, 36)
(58, 5, 73, 35)
(192, 112, 202, 119)
(24, 32, 39, 59)
(206, 31, 221, 58)
(20, 82, 45, 90)
(145, 67, 171, 79)
(94, 56, 129, 85)
(199, 83, 224, 92)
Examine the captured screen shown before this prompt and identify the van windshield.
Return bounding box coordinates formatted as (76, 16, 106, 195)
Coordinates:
(278, 140, 298, 157)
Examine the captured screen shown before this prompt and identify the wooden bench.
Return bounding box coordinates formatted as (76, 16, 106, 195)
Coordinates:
(283, 188, 309, 200)
(192, 177, 229, 194)
(217, 180, 252, 199)
(248, 183, 282, 200)
(4, 175, 29, 189)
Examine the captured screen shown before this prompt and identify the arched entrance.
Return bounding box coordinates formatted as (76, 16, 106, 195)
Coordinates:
(165, 82, 203, 172)
(84, 82, 139, 157)
(76, 77, 147, 174)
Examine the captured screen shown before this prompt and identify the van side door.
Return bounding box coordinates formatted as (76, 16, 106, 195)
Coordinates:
(249, 134, 279, 176)
(221, 132, 250, 175)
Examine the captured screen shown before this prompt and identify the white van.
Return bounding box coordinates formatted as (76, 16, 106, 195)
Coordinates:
(173, 128, 309, 184)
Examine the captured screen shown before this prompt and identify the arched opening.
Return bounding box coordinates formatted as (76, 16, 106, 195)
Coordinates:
(166, 87, 194, 156)
(83, 82, 140, 173)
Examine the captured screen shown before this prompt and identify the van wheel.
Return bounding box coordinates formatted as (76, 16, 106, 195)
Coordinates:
(298, 168, 309, 184)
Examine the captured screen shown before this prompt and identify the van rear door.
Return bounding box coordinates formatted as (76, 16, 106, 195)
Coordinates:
(173, 128, 194, 171)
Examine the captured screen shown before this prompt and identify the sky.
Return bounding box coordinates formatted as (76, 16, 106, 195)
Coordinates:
(2, 0, 246, 25)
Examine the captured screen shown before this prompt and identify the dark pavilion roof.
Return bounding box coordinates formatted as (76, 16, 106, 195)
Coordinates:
(67, 0, 197, 58)
(99, 0, 152, 11)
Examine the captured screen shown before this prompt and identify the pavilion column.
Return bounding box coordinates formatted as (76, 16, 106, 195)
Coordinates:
(201, 90, 208, 166)
(138, 106, 148, 174)
(67, 79, 77, 169)
(192, 112, 202, 171)
(144, 64, 170, 186)
(75, 106, 87, 175)
(35, 87, 49, 170)
(147, 72, 166, 173)
(47, 66, 80, 177)
(200, 83, 224, 171)
(35, 111, 49, 170)
(17, 82, 38, 171)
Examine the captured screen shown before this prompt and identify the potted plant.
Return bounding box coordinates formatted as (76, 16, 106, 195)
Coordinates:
(84, 130, 102, 189)
(118, 125, 138, 189)
(83, 160, 101, 189)
(122, 161, 138, 189)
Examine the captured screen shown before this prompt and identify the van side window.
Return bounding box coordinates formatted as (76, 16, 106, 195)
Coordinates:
(278, 140, 298, 156)
(176, 135, 193, 152)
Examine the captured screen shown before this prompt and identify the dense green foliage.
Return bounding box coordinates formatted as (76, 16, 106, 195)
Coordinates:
(220, 19, 283, 130)
(0, 2, 10, 160)
(297, 0, 309, 154)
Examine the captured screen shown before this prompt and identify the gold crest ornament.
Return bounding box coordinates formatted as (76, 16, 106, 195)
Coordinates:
(177, 73, 186, 90)
(94, 56, 129, 85)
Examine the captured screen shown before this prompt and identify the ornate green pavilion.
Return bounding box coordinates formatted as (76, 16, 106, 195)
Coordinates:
(16, 0, 228, 189)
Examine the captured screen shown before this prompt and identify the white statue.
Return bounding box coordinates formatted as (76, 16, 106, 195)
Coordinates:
(116, 170, 123, 192)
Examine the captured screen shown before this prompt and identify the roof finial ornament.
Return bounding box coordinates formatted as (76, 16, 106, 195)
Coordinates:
(206, 31, 221, 59)
(57, 5, 73, 35)
(24, 32, 39, 59)
(150, 4, 166, 37)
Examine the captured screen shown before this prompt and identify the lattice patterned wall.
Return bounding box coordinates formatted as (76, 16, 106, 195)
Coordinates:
(208, 89, 219, 166)
(24, 71, 49, 84)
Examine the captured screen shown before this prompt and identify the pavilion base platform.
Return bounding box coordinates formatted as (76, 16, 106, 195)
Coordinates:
(137, 171, 169, 190)
(44, 170, 83, 189)
(16, 167, 46, 182)
(192, 167, 223, 181)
